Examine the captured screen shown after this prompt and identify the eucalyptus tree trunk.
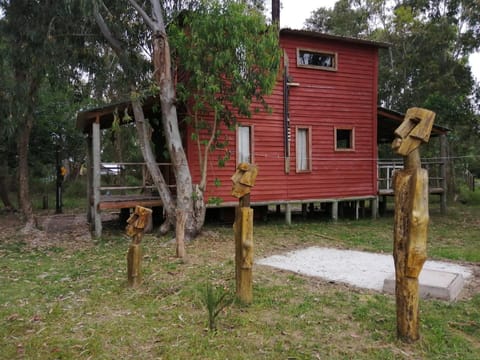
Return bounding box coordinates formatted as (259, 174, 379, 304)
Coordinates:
(14, 69, 38, 231)
(130, 97, 176, 232)
(0, 158, 14, 211)
(95, 0, 208, 247)
(151, 30, 206, 242)
(16, 111, 35, 230)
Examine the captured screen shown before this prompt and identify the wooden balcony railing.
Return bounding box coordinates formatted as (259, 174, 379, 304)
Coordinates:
(378, 160, 445, 195)
(99, 162, 174, 194)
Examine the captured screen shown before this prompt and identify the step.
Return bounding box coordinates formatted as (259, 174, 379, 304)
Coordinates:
(383, 269, 465, 301)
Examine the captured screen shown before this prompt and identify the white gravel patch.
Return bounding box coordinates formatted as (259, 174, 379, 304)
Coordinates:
(257, 247, 473, 291)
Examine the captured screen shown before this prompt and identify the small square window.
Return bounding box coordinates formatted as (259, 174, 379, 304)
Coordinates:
(335, 128, 354, 151)
(297, 48, 337, 71)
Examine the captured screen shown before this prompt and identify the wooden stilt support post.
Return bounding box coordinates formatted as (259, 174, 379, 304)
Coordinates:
(331, 201, 338, 222)
(231, 163, 258, 304)
(285, 203, 292, 225)
(392, 107, 435, 342)
(125, 205, 152, 288)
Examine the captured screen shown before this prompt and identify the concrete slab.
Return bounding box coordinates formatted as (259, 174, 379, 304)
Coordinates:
(383, 269, 465, 301)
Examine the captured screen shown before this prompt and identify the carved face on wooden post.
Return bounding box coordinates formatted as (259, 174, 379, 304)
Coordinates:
(126, 205, 152, 240)
(231, 162, 258, 199)
(392, 107, 435, 156)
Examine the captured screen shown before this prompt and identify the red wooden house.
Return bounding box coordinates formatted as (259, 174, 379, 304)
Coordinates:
(192, 29, 388, 219)
(77, 28, 390, 235)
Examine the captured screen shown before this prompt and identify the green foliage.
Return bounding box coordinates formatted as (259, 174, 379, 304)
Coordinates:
(305, 0, 370, 37)
(198, 282, 234, 331)
(169, 0, 280, 143)
(207, 196, 223, 205)
(306, 0, 480, 166)
(457, 184, 480, 205)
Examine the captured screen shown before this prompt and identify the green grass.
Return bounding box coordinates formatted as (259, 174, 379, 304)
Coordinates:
(1, 202, 479, 359)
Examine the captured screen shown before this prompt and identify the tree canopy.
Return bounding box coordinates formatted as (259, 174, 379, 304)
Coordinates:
(306, 0, 480, 171)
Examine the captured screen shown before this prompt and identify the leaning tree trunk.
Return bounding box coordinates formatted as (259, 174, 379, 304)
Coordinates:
(131, 97, 176, 231)
(152, 32, 205, 243)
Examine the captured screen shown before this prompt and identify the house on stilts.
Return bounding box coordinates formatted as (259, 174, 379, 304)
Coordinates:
(76, 28, 449, 237)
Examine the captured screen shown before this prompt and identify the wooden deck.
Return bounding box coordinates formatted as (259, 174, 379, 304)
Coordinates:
(99, 194, 163, 210)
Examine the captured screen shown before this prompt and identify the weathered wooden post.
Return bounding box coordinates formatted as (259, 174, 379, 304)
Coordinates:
(231, 162, 258, 304)
(125, 205, 152, 287)
(392, 107, 435, 342)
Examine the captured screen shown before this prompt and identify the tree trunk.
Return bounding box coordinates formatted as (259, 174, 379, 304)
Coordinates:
(130, 97, 176, 230)
(96, 1, 208, 240)
(17, 112, 35, 230)
(0, 157, 14, 211)
(152, 32, 206, 240)
(175, 209, 186, 258)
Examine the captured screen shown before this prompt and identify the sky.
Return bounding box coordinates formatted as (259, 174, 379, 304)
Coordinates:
(269, 0, 480, 81)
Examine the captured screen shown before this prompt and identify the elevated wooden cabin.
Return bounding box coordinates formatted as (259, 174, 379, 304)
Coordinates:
(77, 29, 447, 236)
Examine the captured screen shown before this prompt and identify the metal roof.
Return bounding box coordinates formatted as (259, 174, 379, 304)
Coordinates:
(280, 28, 390, 49)
(377, 106, 450, 144)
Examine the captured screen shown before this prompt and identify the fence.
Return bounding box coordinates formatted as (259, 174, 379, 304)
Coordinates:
(99, 162, 174, 194)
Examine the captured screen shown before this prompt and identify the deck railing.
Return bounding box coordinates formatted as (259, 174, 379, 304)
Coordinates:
(378, 159, 445, 194)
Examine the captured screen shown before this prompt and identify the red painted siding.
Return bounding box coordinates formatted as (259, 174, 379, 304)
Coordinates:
(188, 31, 380, 205)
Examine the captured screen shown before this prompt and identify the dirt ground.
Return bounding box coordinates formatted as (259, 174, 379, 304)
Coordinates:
(0, 210, 93, 251)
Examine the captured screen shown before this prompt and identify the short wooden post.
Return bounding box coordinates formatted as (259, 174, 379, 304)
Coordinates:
(234, 202, 254, 304)
(125, 205, 152, 288)
(392, 107, 435, 342)
(175, 209, 187, 258)
(231, 163, 258, 304)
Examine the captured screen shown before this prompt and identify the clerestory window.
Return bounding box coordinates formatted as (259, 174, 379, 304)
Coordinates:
(297, 48, 337, 71)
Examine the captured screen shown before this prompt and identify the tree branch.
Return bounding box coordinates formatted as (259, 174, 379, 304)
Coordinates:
(128, 0, 158, 32)
(92, 1, 125, 58)
(200, 109, 218, 191)
(150, 0, 166, 31)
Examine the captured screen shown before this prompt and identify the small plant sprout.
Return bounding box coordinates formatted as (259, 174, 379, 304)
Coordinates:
(199, 282, 234, 331)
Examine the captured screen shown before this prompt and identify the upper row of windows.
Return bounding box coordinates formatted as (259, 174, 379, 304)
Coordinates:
(297, 48, 337, 71)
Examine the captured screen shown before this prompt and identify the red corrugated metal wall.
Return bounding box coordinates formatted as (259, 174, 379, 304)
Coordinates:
(187, 32, 379, 205)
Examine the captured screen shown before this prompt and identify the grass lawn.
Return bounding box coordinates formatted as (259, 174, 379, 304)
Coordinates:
(0, 202, 479, 359)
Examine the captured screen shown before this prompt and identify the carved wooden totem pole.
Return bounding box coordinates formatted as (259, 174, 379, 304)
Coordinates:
(392, 107, 435, 342)
(126, 205, 152, 287)
(232, 162, 258, 304)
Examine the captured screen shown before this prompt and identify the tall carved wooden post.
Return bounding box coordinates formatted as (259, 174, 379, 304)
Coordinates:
(232, 163, 258, 304)
(392, 107, 435, 342)
(126, 205, 152, 287)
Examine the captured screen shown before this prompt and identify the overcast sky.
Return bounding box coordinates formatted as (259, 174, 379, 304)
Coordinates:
(270, 0, 479, 81)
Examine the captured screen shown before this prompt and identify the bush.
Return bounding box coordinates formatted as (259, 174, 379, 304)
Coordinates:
(457, 184, 480, 205)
